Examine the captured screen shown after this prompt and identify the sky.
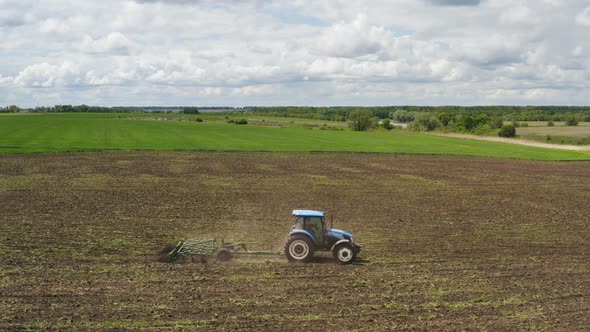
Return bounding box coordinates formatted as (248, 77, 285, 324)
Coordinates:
(1, 0, 589, 107)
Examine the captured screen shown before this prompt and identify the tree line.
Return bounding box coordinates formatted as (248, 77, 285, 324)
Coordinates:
(0, 105, 207, 114)
(249, 106, 590, 133)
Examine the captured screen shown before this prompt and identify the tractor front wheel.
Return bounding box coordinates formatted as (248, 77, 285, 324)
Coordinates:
(285, 235, 315, 263)
(333, 243, 356, 264)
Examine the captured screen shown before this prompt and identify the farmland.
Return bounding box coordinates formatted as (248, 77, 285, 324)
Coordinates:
(1, 152, 589, 330)
(1, 113, 590, 160)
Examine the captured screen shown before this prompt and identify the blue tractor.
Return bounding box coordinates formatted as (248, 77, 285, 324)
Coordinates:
(284, 210, 361, 264)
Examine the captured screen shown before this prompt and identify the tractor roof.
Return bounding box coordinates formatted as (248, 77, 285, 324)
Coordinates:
(292, 210, 324, 217)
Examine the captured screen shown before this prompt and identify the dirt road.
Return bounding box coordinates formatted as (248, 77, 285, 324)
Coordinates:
(434, 133, 590, 151)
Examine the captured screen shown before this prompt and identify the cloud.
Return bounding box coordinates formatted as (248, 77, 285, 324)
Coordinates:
(231, 84, 274, 96)
(2, 0, 590, 106)
(500, 4, 536, 24)
(0, 15, 26, 27)
(0, 0, 33, 27)
(39, 18, 70, 34)
(14, 62, 81, 88)
(81, 32, 132, 55)
(314, 14, 392, 58)
(0, 74, 13, 86)
(427, 0, 481, 6)
(576, 7, 590, 26)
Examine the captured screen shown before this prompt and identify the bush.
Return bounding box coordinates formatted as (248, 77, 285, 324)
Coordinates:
(235, 119, 248, 125)
(565, 117, 579, 126)
(498, 124, 516, 138)
(381, 118, 393, 130)
(195, 118, 203, 122)
(547, 121, 554, 127)
(473, 124, 492, 135)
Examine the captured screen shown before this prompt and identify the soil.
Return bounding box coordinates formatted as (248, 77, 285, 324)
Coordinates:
(0, 152, 588, 330)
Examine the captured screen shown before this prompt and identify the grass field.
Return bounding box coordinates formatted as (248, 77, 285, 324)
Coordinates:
(1, 113, 589, 160)
(1, 152, 588, 330)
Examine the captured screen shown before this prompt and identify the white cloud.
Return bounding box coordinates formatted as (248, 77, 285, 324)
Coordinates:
(314, 14, 392, 58)
(14, 62, 81, 88)
(0, 74, 13, 86)
(231, 85, 274, 96)
(81, 32, 132, 55)
(39, 18, 70, 34)
(576, 7, 590, 26)
(500, 4, 536, 24)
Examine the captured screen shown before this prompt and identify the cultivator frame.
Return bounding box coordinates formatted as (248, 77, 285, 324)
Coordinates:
(166, 238, 276, 262)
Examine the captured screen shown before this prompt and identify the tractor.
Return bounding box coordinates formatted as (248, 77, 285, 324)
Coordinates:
(284, 210, 361, 264)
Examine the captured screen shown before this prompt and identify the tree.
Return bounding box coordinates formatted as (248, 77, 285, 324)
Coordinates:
(7, 105, 21, 113)
(410, 113, 442, 131)
(489, 117, 504, 129)
(498, 124, 516, 138)
(390, 109, 415, 123)
(437, 112, 453, 126)
(348, 109, 374, 131)
(547, 121, 554, 127)
(183, 107, 200, 114)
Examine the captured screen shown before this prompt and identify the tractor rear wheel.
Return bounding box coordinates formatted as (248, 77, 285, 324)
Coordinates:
(333, 243, 356, 264)
(284, 235, 315, 263)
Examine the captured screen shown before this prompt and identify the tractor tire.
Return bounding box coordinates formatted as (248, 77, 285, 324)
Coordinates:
(333, 242, 356, 264)
(216, 248, 232, 262)
(284, 235, 315, 263)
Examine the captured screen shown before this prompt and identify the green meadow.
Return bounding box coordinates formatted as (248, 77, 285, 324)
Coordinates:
(1, 113, 589, 160)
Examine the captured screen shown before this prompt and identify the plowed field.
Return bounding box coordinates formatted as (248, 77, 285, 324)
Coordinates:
(1, 152, 589, 330)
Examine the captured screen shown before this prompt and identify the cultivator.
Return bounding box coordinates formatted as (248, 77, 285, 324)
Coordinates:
(166, 239, 276, 262)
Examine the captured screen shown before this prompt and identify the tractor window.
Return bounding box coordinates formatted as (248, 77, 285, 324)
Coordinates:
(294, 217, 304, 229)
(305, 217, 325, 245)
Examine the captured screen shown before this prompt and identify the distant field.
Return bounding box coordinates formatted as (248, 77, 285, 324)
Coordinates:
(519, 121, 590, 127)
(515, 122, 590, 145)
(517, 122, 590, 137)
(1, 113, 589, 160)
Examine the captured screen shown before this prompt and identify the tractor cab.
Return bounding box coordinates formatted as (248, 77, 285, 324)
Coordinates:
(292, 210, 326, 246)
(285, 209, 361, 264)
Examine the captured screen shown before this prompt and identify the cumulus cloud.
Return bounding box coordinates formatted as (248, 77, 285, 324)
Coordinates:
(314, 14, 392, 58)
(14, 62, 81, 88)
